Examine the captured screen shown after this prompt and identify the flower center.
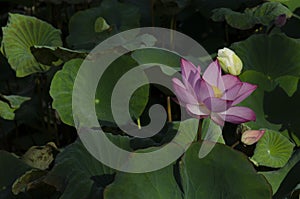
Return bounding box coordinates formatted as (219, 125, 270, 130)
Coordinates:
(212, 85, 223, 98)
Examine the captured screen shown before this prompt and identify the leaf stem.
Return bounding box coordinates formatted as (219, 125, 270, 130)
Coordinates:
(231, 141, 240, 148)
(292, 13, 300, 20)
(151, 0, 155, 26)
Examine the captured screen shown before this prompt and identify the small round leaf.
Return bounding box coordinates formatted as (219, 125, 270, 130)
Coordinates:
(251, 129, 295, 168)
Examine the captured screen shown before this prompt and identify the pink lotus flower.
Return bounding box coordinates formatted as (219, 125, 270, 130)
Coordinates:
(241, 130, 266, 145)
(172, 59, 257, 126)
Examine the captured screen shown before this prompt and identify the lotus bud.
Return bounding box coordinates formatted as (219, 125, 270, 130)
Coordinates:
(241, 129, 266, 145)
(217, 47, 243, 76)
(275, 14, 287, 27)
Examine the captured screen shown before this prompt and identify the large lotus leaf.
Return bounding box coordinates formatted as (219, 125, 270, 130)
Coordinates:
(50, 59, 82, 126)
(0, 151, 32, 195)
(131, 118, 198, 151)
(0, 95, 30, 120)
(1, 13, 62, 77)
(104, 163, 182, 199)
(180, 142, 272, 199)
(251, 129, 295, 168)
(238, 71, 281, 130)
(67, 0, 140, 49)
(131, 48, 181, 74)
(50, 56, 149, 126)
(263, 82, 300, 139)
(95, 55, 149, 124)
(212, 8, 256, 30)
(44, 134, 130, 199)
(31, 45, 87, 66)
(268, 0, 300, 12)
(232, 33, 300, 96)
(131, 48, 181, 95)
(252, 2, 292, 24)
(261, 149, 300, 194)
(272, 162, 300, 198)
(211, 2, 292, 30)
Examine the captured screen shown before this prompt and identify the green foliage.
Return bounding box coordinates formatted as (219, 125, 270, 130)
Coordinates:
(31, 46, 87, 66)
(50, 59, 83, 126)
(95, 55, 149, 124)
(268, 0, 300, 12)
(50, 57, 149, 126)
(238, 71, 281, 130)
(1, 13, 62, 77)
(232, 34, 300, 97)
(132, 48, 181, 73)
(1, 0, 300, 198)
(261, 149, 300, 194)
(251, 129, 295, 168)
(180, 142, 272, 198)
(212, 2, 292, 30)
(67, 0, 140, 50)
(104, 164, 182, 199)
(44, 134, 130, 199)
(0, 95, 30, 120)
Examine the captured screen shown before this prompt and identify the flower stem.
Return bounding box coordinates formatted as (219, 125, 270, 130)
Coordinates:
(197, 119, 202, 141)
(231, 141, 240, 148)
(137, 118, 141, 130)
(167, 96, 172, 122)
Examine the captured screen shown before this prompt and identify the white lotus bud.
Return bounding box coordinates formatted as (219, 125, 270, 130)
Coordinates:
(217, 47, 243, 76)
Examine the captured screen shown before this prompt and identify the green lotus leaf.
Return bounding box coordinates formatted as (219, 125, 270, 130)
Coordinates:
(252, 2, 292, 24)
(180, 142, 272, 198)
(275, 75, 299, 97)
(238, 71, 281, 130)
(95, 55, 149, 124)
(261, 149, 300, 194)
(31, 45, 87, 66)
(50, 56, 149, 126)
(268, 0, 300, 12)
(212, 2, 292, 30)
(232, 33, 300, 96)
(251, 129, 295, 168)
(67, 0, 140, 49)
(132, 48, 181, 75)
(0, 94, 30, 120)
(44, 134, 130, 199)
(211, 8, 257, 30)
(1, 13, 62, 77)
(131, 48, 180, 95)
(50, 59, 82, 126)
(104, 163, 182, 199)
